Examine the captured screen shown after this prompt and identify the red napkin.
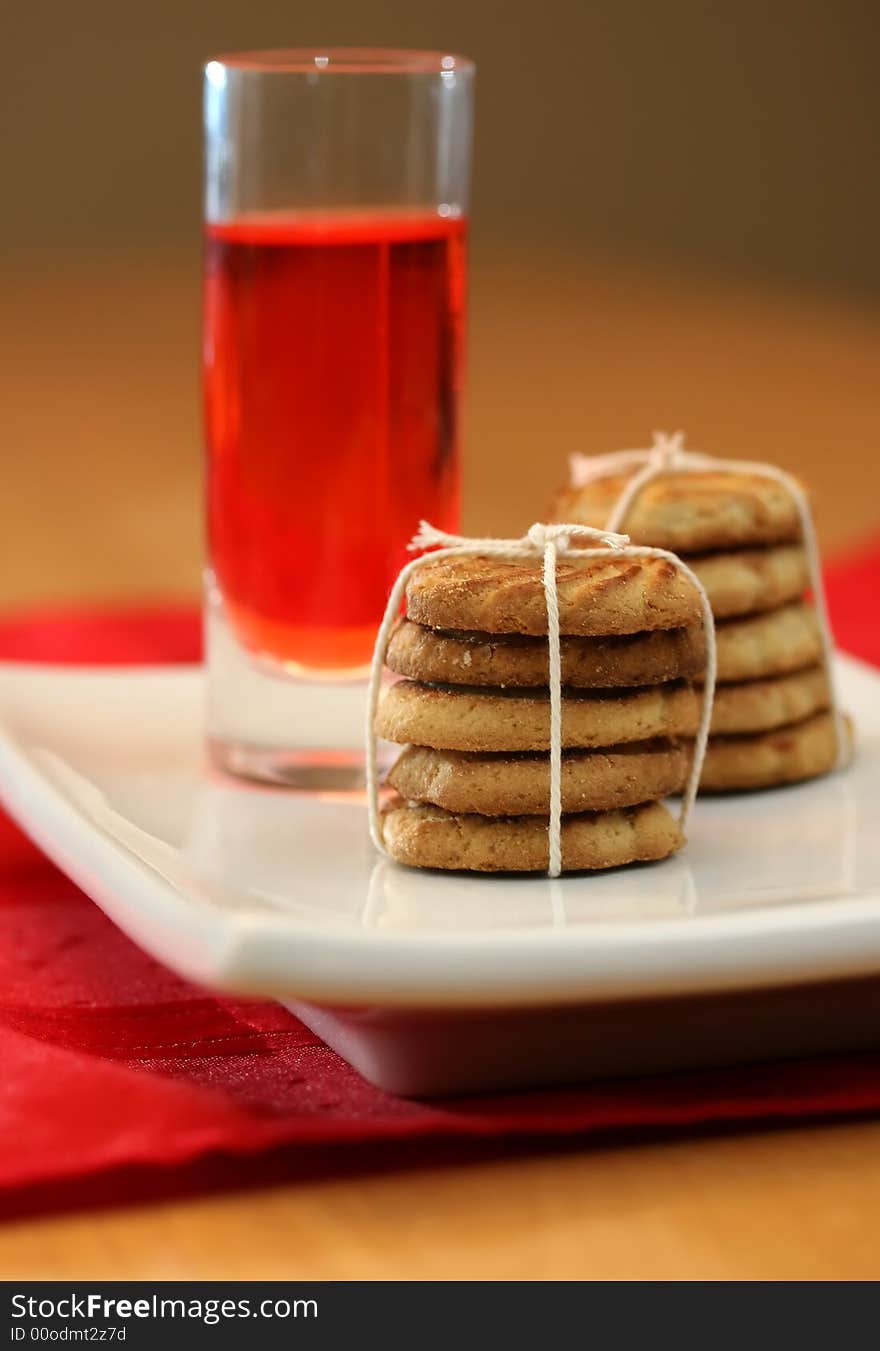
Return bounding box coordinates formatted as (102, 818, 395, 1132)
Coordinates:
(1, 541, 879, 1215)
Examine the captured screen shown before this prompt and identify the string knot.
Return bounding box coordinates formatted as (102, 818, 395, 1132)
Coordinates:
(650, 429, 687, 468)
(410, 519, 629, 559)
(527, 523, 571, 551)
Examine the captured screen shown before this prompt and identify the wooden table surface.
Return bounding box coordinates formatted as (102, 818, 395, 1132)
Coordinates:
(1, 247, 879, 1280)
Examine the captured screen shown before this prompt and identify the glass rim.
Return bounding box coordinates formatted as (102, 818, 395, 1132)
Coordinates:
(205, 47, 475, 76)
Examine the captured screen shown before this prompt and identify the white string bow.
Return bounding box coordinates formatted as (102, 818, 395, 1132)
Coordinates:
(569, 431, 847, 767)
(366, 518, 717, 879)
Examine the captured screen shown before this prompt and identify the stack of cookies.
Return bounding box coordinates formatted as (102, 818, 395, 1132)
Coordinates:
(552, 467, 841, 790)
(374, 550, 708, 872)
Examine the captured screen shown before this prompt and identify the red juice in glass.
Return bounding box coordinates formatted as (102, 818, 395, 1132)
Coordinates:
(204, 209, 466, 672)
(202, 49, 473, 785)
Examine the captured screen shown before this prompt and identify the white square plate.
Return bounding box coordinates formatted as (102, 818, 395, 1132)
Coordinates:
(0, 656, 878, 1095)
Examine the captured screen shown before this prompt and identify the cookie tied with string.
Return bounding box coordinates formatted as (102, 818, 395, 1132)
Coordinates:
(380, 800, 684, 875)
(555, 468, 803, 552)
(385, 617, 707, 689)
(550, 431, 853, 791)
(367, 521, 716, 876)
(404, 551, 702, 636)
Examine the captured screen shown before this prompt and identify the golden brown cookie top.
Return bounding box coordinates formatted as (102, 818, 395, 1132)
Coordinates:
(405, 552, 701, 636)
(552, 470, 803, 552)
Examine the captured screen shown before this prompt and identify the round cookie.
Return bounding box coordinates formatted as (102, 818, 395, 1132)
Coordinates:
(387, 741, 689, 816)
(710, 665, 830, 735)
(405, 553, 701, 637)
(386, 618, 706, 689)
(708, 602, 822, 683)
(376, 679, 702, 752)
(380, 797, 684, 872)
(553, 469, 803, 552)
(685, 545, 809, 619)
(698, 711, 848, 791)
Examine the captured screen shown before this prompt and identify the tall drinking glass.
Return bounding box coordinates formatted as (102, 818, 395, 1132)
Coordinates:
(202, 49, 474, 786)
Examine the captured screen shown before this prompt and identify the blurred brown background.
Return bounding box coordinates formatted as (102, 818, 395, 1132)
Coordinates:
(3, 0, 880, 608)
